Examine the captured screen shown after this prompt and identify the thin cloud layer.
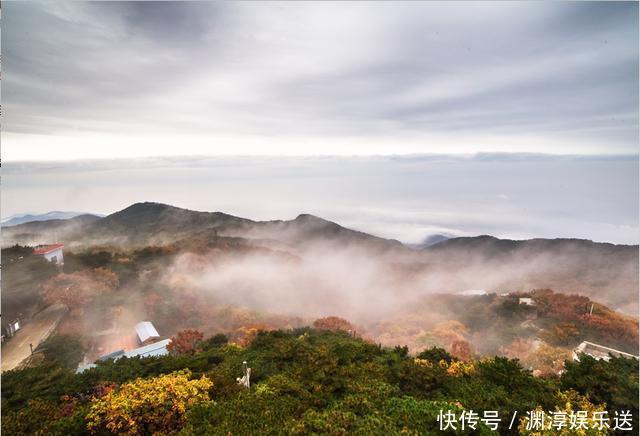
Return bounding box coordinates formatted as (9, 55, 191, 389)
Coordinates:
(2, 2, 638, 159)
(2, 155, 638, 244)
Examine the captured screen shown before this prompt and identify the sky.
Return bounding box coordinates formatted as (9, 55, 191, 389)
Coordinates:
(2, 1, 638, 159)
(2, 155, 638, 245)
(1, 2, 638, 244)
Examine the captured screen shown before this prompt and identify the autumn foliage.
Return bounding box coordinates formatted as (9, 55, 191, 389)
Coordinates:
(41, 268, 119, 311)
(86, 370, 212, 435)
(449, 339, 474, 361)
(167, 329, 204, 355)
(312, 316, 356, 333)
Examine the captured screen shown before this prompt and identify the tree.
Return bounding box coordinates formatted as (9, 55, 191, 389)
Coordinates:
(431, 320, 468, 348)
(41, 268, 118, 312)
(518, 390, 609, 435)
(528, 343, 571, 376)
(200, 333, 228, 350)
(417, 347, 456, 364)
(91, 267, 120, 289)
(86, 370, 212, 435)
(168, 329, 204, 355)
(449, 340, 474, 361)
(40, 334, 86, 369)
(561, 355, 639, 430)
(312, 316, 356, 333)
(543, 322, 580, 346)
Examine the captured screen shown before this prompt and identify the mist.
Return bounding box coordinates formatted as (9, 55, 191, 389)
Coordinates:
(3, 154, 638, 245)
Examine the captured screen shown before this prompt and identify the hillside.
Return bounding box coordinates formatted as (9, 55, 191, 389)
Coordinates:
(1, 211, 102, 227)
(2, 202, 403, 252)
(2, 210, 638, 434)
(420, 236, 639, 314)
(3, 202, 638, 315)
(2, 328, 637, 434)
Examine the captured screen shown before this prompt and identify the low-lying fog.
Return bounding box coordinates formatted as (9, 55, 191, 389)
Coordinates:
(162, 236, 638, 321)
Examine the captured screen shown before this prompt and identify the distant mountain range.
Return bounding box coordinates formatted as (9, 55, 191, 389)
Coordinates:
(2, 202, 638, 314)
(1, 202, 403, 251)
(406, 233, 453, 249)
(1, 211, 104, 227)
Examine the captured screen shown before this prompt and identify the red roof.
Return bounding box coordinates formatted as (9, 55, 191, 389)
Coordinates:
(33, 244, 64, 255)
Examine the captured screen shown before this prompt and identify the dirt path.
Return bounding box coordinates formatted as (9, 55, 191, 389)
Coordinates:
(1, 303, 68, 372)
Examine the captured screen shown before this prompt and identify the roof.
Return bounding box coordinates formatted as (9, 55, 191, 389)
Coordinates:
(125, 339, 171, 359)
(573, 341, 638, 361)
(97, 349, 126, 362)
(33, 244, 64, 255)
(135, 321, 160, 343)
(460, 289, 487, 296)
(76, 363, 97, 374)
(76, 340, 172, 373)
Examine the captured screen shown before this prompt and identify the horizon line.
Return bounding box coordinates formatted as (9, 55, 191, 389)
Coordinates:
(3, 151, 638, 165)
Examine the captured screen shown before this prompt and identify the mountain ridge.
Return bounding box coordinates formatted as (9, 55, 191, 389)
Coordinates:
(2, 202, 636, 249)
(1, 211, 104, 227)
(1, 201, 637, 314)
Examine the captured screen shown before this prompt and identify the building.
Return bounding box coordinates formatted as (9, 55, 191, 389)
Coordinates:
(135, 321, 160, 345)
(519, 297, 536, 306)
(98, 349, 126, 361)
(459, 289, 488, 296)
(4, 319, 20, 337)
(34, 244, 64, 265)
(125, 339, 171, 359)
(76, 339, 171, 373)
(572, 341, 638, 362)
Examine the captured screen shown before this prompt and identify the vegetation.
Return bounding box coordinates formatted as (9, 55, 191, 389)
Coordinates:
(2, 329, 637, 434)
(38, 334, 86, 369)
(86, 370, 212, 434)
(2, 243, 637, 434)
(2, 244, 58, 322)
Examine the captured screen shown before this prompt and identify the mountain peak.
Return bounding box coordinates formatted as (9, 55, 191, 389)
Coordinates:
(119, 202, 173, 212)
(294, 213, 330, 223)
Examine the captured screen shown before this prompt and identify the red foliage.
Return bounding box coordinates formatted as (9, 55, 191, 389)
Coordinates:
(499, 338, 534, 361)
(167, 329, 204, 355)
(41, 268, 118, 311)
(312, 316, 356, 333)
(449, 339, 474, 361)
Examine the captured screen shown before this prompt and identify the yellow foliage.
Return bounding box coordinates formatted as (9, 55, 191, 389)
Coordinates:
(444, 360, 476, 376)
(518, 390, 610, 435)
(86, 370, 212, 435)
(413, 358, 475, 376)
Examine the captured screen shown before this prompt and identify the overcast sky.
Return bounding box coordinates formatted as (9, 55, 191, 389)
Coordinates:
(3, 1, 638, 160)
(1, 2, 638, 244)
(3, 155, 638, 244)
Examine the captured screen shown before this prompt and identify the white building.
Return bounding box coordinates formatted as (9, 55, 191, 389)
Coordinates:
(125, 339, 171, 359)
(519, 297, 536, 306)
(4, 319, 20, 337)
(572, 341, 638, 362)
(76, 339, 172, 373)
(135, 321, 160, 345)
(34, 244, 64, 265)
(459, 289, 488, 296)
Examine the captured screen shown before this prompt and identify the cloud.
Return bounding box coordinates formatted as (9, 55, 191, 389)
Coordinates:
(2, 2, 638, 159)
(2, 154, 638, 244)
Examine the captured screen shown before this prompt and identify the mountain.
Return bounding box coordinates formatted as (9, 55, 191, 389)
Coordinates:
(407, 233, 452, 249)
(1, 202, 403, 251)
(1, 211, 103, 227)
(1, 202, 636, 313)
(0, 215, 102, 247)
(421, 235, 639, 314)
